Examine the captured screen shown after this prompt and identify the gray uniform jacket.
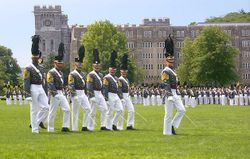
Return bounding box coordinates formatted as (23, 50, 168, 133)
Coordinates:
(68, 70, 86, 97)
(86, 70, 103, 98)
(47, 68, 64, 97)
(161, 66, 177, 97)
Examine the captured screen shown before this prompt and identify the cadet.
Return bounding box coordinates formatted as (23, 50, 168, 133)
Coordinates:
(47, 43, 70, 132)
(117, 54, 135, 130)
(23, 35, 49, 133)
(162, 34, 186, 135)
(103, 50, 124, 130)
(86, 49, 109, 131)
(68, 45, 91, 131)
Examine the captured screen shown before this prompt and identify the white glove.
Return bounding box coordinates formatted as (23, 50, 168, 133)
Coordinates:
(121, 99, 125, 105)
(25, 97, 32, 101)
(167, 96, 174, 101)
(89, 97, 95, 103)
(54, 94, 60, 100)
(73, 96, 78, 100)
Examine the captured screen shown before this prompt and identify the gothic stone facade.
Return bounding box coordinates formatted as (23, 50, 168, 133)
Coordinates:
(34, 5, 250, 85)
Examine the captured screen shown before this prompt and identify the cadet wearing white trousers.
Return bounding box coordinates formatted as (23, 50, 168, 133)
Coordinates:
(23, 36, 49, 133)
(162, 36, 185, 135)
(87, 49, 109, 131)
(47, 59, 71, 132)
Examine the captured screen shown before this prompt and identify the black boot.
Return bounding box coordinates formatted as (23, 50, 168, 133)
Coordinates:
(100, 127, 111, 131)
(172, 126, 176, 135)
(112, 125, 119, 131)
(61, 127, 70, 132)
(126, 126, 136, 130)
(39, 122, 46, 129)
(81, 127, 89, 131)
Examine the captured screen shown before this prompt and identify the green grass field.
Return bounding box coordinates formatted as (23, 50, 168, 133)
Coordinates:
(0, 101, 249, 159)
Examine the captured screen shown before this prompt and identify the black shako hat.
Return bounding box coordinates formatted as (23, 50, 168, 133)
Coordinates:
(75, 45, 85, 63)
(120, 54, 128, 70)
(55, 42, 64, 63)
(109, 50, 117, 68)
(31, 35, 42, 58)
(92, 48, 100, 64)
(164, 34, 174, 60)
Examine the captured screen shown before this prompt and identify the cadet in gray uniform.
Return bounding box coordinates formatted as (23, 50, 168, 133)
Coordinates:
(23, 35, 49, 133)
(162, 34, 185, 135)
(87, 49, 109, 131)
(103, 50, 124, 131)
(47, 43, 70, 132)
(68, 45, 91, 131)
(117, 54, 135, 130)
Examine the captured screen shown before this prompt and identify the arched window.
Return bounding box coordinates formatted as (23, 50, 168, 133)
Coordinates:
(50, 40, 54, 52)
(42, 40, 46, 52)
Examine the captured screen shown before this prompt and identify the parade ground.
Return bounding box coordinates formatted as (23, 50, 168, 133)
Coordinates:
(0, 101, 249, 159)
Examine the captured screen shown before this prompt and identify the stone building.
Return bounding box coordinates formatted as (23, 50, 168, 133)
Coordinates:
(34, 5, 250, 84)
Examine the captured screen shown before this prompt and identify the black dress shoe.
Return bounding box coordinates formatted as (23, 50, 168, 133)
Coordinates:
(81, 127, 89, 131)
(100, 127, 110, 131)
(172, 126, 176, 135)
(126, 126, 136, 130)
(39, 122, 46, 129)
(61, 127, 70, 132)
(29, 124, 32, 128)
(112, 125, 119, 131)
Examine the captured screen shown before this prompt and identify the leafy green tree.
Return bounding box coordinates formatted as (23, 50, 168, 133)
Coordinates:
(177, 26, 238, 86)
(0, 45, 21, 95)
(80, 20, 143, 83)
(206, 10, 250, 22)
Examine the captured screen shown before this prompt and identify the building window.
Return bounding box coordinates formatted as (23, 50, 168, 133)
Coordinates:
(176, 41, 184, 48)
(242, 40, 250, 47)
(163, 31, 167, 37)
(127, 42, 135, 48)
(242, 51, 250, 57)
(126, 31, 133, 38)
(50, 40, 54, 52)
(242, 30, 250, 37)
(142, 42, 152, 48)
(157, 42, 165, 48)
(158, 31, 162, 38)
(144, 31, 152, 38)
(176, 31, 185, 37)
(42, 39, 46, 52)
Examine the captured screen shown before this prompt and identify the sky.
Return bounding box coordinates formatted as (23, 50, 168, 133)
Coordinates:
(0, 0, 249, 67)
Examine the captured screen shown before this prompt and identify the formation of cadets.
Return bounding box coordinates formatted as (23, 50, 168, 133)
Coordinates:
(22, 35, 135, 133)
(129, 86, 250, 107)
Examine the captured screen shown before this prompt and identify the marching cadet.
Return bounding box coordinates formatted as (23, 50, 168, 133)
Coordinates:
(23, 35, 49, 133)
(103, 50, 124, 131)
(117, 54, 135, 130)
(86, 49, 109, 131)
(6, 83, 12, 105)
(47, 43, 70, 132)
(161, 34, 185, 135)
(243, 87, 248, 105)
(68, 45, 91, 131)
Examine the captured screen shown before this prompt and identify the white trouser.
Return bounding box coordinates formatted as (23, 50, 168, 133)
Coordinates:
(71, 90, 91, 131)
(234, 96, 239, 106)
(6, 97, 12, 105)
(203, 95, 208, 104)
(30, 84, 49, 133)
(163, 94, 186, 135)
(143, 97, 150, 106)
(210, 97, 214, 104)
(106, 93, 124, 130)
(190, 97, 196, 108)
(18, 95, 23, 105)
(88, 91, 108, 131)
(221, 95, 225, 106)
(198, 95, 203, 105)
(156, 95, 161, 106)
(48, 90, 70, 132)
(239, 95, 244, 106)
(229, 98, 234, 105)
(184, 95, 189, 107)
(13, 96, 17, 104)
(117, 93, 135, 130)
(151, 95, 156, 106)
(244, 95, 248, 105)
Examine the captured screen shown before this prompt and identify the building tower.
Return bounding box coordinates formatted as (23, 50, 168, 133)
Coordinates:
(33, 5, 71, 62)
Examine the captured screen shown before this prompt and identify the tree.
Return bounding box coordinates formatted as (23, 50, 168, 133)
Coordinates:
(177, 26, 239, 86)
(80, 20, 144, 83)
(0, 45, 21, 95)
(206, 10, 250, 22)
